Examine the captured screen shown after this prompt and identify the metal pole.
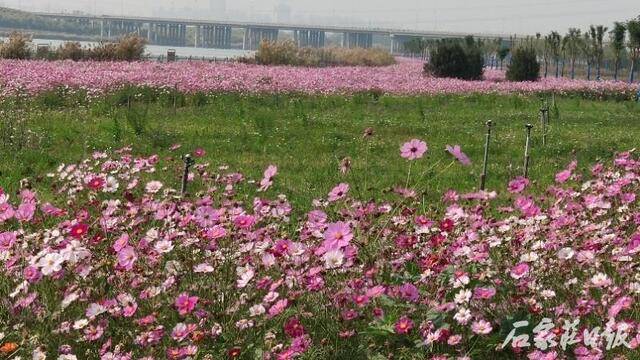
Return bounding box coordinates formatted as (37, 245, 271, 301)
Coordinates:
(181, 154, 195, 196)
(540, 107, 547, 146)
(524, 124, 533, 178)
(480, 120, 493, 191)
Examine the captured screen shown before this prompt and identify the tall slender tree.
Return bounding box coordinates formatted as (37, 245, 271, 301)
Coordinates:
(580, 31, 594, 80)
(563, 28, 582, 79)
(589, 25, 608, 79)
(547, 31, 562, 78)
(610, 22, 627, 81)
(628, 19, 640, 83)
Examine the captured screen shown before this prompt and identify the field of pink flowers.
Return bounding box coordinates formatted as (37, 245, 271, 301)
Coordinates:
(0, 140, 639, 359)
(0, 59, 637, 98)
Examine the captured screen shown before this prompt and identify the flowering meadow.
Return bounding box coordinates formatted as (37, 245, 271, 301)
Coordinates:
(0, 136, 639, 359)
(0, 59, 638, 99)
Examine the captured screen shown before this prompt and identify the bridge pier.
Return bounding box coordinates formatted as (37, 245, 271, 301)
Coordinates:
(294, 30, 325, 48)
(243, 28, 279, 50)
(342, 32, 372, 48)
(199, 26, 231, 48)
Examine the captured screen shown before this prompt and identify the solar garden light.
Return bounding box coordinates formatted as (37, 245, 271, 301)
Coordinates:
(480, 120, 493, 191)
(524, 123, 534, 178)
(181, 154, 195, 196)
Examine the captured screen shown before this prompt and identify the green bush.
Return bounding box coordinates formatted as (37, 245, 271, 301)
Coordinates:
(425, 37, 484, 80)
(506, 47, 540, 82)
(0, 32, 32, 59)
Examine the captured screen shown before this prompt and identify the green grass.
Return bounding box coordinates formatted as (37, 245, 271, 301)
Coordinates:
(1, 92, 639, 212)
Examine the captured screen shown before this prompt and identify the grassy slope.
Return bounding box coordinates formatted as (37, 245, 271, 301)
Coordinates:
(1, 93, 639, 213)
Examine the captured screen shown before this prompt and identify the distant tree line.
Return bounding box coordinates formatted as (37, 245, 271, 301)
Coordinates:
(0, 7, 100, 36)
(411, 15, 640, 83)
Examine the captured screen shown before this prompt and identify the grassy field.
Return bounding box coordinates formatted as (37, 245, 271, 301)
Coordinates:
(1, 91, 639, 211)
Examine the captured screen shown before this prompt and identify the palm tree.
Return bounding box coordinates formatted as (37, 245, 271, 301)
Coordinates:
(563, 28, 581, 79)
(580, 31, 594, 80)
(589, 25, 608, 80)
(628, 19, 640, 83)
(610, 22, 627, 81)
(547, 31, 562, 78)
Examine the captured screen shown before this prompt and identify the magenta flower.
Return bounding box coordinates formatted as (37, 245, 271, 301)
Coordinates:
(510, 262, 530, 279)
(508, 176, 530, 193)
(175, 292, 199, 316)
(0, 231, 16, 251)
(445, 144, 471, 166)
(283, 317, 305, 338)
(328, 183, 349, 202)
(23, 265, 42, 283)
(394, 316, 414, 334)
(400, 139, 427, 160)
(473, 287, 496, 300)
(234, 214, 256, 229)
(193, 148, 206, 157)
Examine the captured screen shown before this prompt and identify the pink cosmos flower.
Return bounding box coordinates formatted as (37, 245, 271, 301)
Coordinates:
(328, 183, 349, 202)
(193, 148, 206, 157)
(508, 176, 530, 193)
(258, 165, 278, 192)
(607, 296, 632, 318)
(394, 316, 414, 334)
(175, 292, 199, 316)
(112, 233, 129, 252)
(116, 246, 137, 271)
(555, 161, 576, 184)
(510, 262, 530, 279)
(23, 265, 42, 283)
(445, 145, 471, 165)
(0, 201, 15, 222)
(473, 287, 496, 300)
(234, 214, 256, 229)
(145, 181, 163, 194)
(15, 202, 35, 222)
(316, 222, 353, 256)
(0, 231, 16, 251)
(400, 139, 427, 160)
(471, 319, 493, 335)
(194, 206, 220, 228)
(268, 299, 288, 318)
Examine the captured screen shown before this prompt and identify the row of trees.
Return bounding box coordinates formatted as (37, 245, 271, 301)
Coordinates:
(487, 17, 640, 83)
(408, 15, 640, 83)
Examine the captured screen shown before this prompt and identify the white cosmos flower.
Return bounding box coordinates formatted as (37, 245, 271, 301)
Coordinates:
(154, 239, 174, 254)
(323, 249, 344, 269)
(104, 176, 119, 192)
(454, 289, 472, 304)
(37, 252, 64, 275)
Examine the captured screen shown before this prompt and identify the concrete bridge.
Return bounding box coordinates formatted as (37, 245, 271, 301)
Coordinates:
(33, 11, 511, 53)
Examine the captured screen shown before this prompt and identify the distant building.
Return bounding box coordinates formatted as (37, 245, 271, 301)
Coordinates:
(274, 1, 291, 23)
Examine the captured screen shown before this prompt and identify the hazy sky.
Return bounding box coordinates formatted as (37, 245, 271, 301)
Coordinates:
(2, 0, 638, 35)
